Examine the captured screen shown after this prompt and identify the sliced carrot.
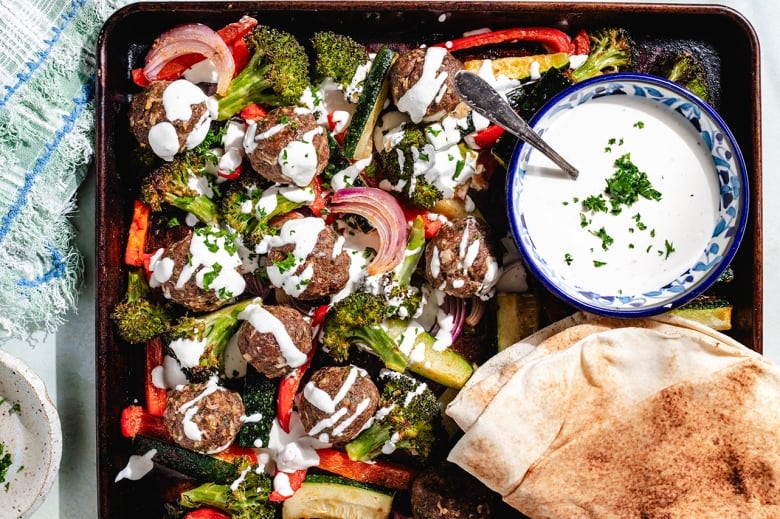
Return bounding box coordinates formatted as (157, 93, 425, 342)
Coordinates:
(125, 200, 152, 267)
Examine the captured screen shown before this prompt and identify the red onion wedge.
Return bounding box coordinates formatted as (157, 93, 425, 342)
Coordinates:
(445, 295, 467, 342)
(143, 23, 235, 95)
(330, 187, 407, 276)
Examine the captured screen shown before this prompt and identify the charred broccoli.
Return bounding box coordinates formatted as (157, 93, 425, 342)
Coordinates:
(140, 152, 219, 224)
(219, 177, 308, 244)
(111, 267, 173, 344)
(571, 27, 635, 82)
(320, 291, 408, 371)
(310, 31, 370, 89)
(345, 370, 442, 464)
(217, 25, 310, 120)
(166, 298, 259, 381)
(378, 124, 443, 210)
(639, 40, 720, 106)
(180, 469, 275, 519)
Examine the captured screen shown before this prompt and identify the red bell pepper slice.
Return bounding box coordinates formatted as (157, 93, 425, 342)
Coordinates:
(401, 204, 443, 239)
(145, 337, 168, 417)
(210, 444, 259, 465)
(307, 176, 330, 218)
(239, 103, 268, 122)
(269, 468, 308, 502)
(316, 448, 418, 490)
(276, 304, 329, 433)
(132, 16, 258, 87)
(433, 27, 573, 55)
(184, 508, 231, 519)
(471, 124, 505, 150)
(120, 405, 170, 441)
(125, 200, 152, 267)
(571, 28, 590, 56)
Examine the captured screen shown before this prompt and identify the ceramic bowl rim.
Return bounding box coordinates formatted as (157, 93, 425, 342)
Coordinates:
(0, 348, 62, 518)
(505, 72, 750, 318)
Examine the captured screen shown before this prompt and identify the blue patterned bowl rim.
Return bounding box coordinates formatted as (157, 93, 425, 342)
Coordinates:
(506, 72, 749, 318)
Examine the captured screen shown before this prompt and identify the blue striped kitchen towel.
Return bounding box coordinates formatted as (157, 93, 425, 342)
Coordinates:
(0, 0, 137, 340)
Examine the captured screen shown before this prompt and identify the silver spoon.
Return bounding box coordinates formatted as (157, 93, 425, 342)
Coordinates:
(453, 70, 579, 180)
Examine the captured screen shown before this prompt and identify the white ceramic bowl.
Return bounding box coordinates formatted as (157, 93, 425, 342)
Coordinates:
(506, 73, 748, 317)
(0, 348, 62, 519)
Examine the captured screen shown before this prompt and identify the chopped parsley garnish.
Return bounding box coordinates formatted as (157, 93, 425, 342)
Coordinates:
(583, 194, 608, 213)
(604, 153, 662, 214)
(0, 442, 11, 489)
(564, 253, 573, 265)
(633, 120, 645, 129)
(273, 252, 297, 273)
(593, 260, 607, 267)
(663, 240, 676, 259)
(590, 227, 614, 251)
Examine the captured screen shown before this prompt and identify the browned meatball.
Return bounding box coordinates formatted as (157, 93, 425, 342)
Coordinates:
(148, 227, 246, 312)
(244, 106, 329, 186)
(164, 380, 244, 454)
(237, 304, 313, 378)
(425, 216, 501, 299)
(298, 365, 379, 443)
(266, 217, 350, 301)
(411, 461, 496, 519)
(129, 79, 213, 161)
(390, 47, 464, 123)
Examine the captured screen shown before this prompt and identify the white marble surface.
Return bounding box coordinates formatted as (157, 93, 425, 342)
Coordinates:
(2, 1, 777, 517)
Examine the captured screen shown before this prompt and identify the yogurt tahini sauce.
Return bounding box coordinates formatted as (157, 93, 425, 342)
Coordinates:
(519, 95, 719, 296)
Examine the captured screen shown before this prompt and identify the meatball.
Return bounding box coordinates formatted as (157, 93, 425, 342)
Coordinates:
(390, 47, 464, 123)
(244, 106, 329, 187)
(237, 304, 313, 378)
(129, 79, 215, 161)
(298, 365, 379, 443)
(164, 379, 245, 454)
(265, 216, 350, 300)
(148, 227, 246, 312)
(411, 461, 496, 519)
(425, 216, 501, 299)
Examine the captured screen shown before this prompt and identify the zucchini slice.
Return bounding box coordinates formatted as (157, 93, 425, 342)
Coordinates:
(464, 52, 570, 82)
(496, 292, 540, 351)
(342, 47, 398, 160)
(669, 296, 733, 331)
(282, 474, 394, 519)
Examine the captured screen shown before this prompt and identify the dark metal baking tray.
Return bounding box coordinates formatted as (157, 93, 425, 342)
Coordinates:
(95, 2, 762, 517)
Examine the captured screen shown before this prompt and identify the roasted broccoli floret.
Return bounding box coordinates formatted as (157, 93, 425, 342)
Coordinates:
(166, 298, 259, 381)
(140, 152, 219, 224)
(320, 292, 408, 371)
(571, 27, 636, 82)
(640, 40, 720, 106)
(180, 469, 275, 519)
(310, 31, 370, 89)
(111, 267, 173, 344)
(219, 177, 307, 244)
(378, 124, 443, 210)
(345, 370, 442, 464)
(217, 25, 311, 120)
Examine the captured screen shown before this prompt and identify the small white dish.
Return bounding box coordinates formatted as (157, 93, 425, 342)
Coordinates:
(506, 73, 748, 317)
(0, 348, 62, 519)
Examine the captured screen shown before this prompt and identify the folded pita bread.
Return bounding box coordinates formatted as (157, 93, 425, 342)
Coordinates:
(446, 315, 777, 517)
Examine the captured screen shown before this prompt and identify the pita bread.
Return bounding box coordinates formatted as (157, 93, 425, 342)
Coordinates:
(446, 315, 774, 516)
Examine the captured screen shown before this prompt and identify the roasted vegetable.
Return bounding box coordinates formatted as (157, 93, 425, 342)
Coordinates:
(571, 27, 636, 82)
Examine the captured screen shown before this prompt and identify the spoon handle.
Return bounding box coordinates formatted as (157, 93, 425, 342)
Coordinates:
(454, 71, 579, 180)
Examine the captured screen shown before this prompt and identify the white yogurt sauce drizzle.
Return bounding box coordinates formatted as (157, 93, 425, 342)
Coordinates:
(146, 79, 216, 161)
(114, 449, 157, 482)
(397, 47, 449, 123)
(264, 217, 326, 297)
(239, 303, 307, 369)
